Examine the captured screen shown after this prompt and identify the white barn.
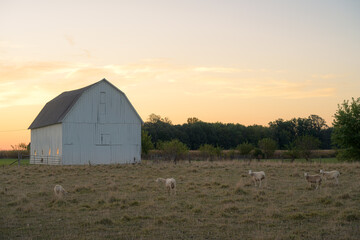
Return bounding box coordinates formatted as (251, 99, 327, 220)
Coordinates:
(28, 79, 143, 165)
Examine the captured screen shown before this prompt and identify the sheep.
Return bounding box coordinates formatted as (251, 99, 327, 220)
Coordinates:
(156, 178, 176, 195)
(304, 173, 322, 190)
(248, 170, 266, 187)
(320, 169, 340, 184)
(54, 185, 67, 198)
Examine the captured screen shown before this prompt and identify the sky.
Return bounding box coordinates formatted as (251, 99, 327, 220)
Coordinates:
(0, 0, 359, 150)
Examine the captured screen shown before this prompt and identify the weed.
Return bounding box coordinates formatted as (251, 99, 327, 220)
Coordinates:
(95, 218, 113, 225)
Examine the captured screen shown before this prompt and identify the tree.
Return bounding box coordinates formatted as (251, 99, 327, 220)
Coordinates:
(147, 113, 172, 124)
(11, 143, 28, 151)
(199, 144, 215, 160)
(258, 138, 277, 159)
(284, 142, 300, 162)
(158, 139, 189, 164)
(236, 142, 254, 160)
(141, 130, 154, 155)
(148, 113, 162, 123)
(332, 97, 360, 161)
(251, 148, 264, 161)
(198, 144, 222, 161)
(187, 117, 200, 124)
(269, 119, 296, 149)
(294, 135, 320, 161)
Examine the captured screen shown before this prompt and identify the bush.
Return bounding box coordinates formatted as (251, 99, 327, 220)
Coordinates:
(332, 97, 360, 161)
(141, 130, 154, 155)
(258, 138, 277, 159)
(294, 135, 321, 161)
(158, 139, 189, 164)
(236, 142, 254, 159)
(199, 144, 223, 161)
(252, 148, 264, 161)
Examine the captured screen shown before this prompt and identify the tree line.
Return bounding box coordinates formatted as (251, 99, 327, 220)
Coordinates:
(142, 97, 360, 162)
(142, 114, 332, 151)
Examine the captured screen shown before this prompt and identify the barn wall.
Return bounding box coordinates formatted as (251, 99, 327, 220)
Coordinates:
(62, 81, 141, 165)
(30, 124, 62, 165)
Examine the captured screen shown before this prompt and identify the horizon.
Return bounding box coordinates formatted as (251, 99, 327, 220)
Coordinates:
(1, 0, 359, 150)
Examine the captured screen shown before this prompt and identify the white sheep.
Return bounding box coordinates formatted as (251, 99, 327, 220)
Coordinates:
(304, 173, 322, 190)
(156, 178, 176, 195)
(54, 185, 67, 197)
(248, 170, 266, 187)
(320, 169, 340, 184)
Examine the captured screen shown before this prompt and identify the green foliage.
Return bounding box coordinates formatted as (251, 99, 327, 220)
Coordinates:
(332, 97, 360, 161)
(236, 142, 254, 160)
(141, 130, 154, 155)
(187, 117, 200, 124)
(294, 135, 321, 161)
(158, 139, 189, 163)
(199, 144, 222, 160)
(143, 114, 332, 151)
(284, 143, 300, 162)
(236, 142, 254, 155)
(251, 148, 264, 161)
(269, 115, 330, 149)
(148, 113, 172, 124)
(258, 138, 277, 159)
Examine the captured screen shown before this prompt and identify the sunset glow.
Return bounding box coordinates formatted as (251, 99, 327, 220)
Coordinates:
(1, 0, 359, 149)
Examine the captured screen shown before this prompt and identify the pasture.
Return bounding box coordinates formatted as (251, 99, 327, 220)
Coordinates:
(1, 160, 360, 239)
(0, 159, 29, 166)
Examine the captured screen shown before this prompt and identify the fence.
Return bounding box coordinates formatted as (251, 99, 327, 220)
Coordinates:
(142, 149, 337, 162)
(30, 155, 62, 165)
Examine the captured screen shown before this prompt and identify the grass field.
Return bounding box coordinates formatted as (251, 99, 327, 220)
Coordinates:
(1, 160, 360, 239)
(0, 159, 29, 166)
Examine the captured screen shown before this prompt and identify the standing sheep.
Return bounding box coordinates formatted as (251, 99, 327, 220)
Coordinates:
(304, 173, 322, 190)
(248, 170, 266, 187)
(156, 178, 176, 195)
(54, 185, 67, 198)
(320, 170, 340, 184)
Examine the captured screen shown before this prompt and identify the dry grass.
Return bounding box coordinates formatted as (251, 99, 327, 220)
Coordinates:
(1, 160, 360, 239)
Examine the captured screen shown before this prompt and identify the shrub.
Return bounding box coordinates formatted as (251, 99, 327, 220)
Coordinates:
(236, 142, 254, 160)
(258, 138, 277, 159)
(294, 135, 321, 161)
(158, 139, 189, 164)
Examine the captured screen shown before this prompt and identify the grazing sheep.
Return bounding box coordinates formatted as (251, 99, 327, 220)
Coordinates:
(54, 185, 67, 197)
(304, 173, 322, 190)
(248, 170, 266, 187)
(320, 169, 340, 184)
(156, 178, 176, 195)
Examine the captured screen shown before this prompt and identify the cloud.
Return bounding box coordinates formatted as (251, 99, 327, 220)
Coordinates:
(311, 74, 339, 79)
(0, 59, 337, 109)
(64, 34, 75, 46)
(193, 67, 249, 73)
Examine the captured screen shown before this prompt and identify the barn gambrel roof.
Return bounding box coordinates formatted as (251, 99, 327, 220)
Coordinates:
(28, 79, 143, 129)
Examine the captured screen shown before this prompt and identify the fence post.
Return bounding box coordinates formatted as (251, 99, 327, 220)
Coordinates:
(17, 152, 21, 166)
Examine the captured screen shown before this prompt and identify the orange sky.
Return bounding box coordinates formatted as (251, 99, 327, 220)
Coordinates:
(1, 1, 360, 150)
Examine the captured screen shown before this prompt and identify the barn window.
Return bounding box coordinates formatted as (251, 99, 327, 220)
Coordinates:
(34, 150, 37, 156)
(56, 148, 59, 155)
(101, 134, 110, 145)
(99, 92, 106, 115)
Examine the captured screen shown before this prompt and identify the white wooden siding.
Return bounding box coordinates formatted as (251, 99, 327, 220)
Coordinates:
(61, 81, 141, 165)
(30, 124, 62, 165)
